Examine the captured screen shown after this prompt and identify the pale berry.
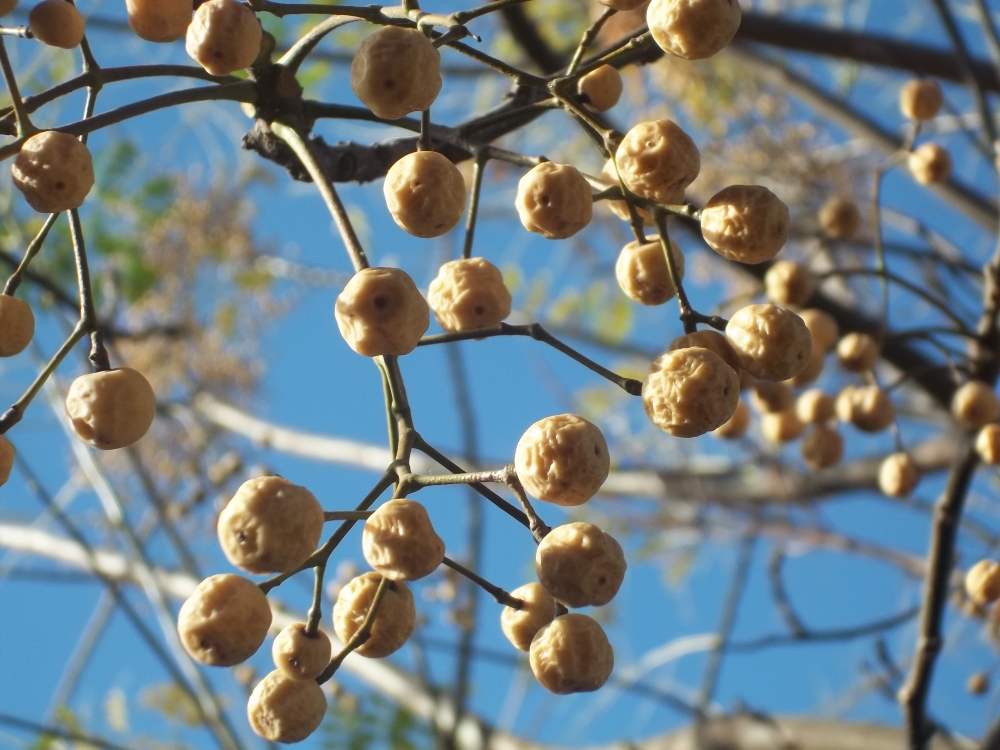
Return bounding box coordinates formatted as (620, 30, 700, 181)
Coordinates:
(185, 0, 261, 76)
(713, 398, 749, 439)
(530, 614, 614, 694)
(764, 260, 815, 308)
(908, 143, 952, 185)
(750, 381, 792, 414)
(799, 308, 840, 353)
(835, 385, 895, 433)
(384, 151, 466, 238)
(668, 329, 742, 372)
(335, 267, 430, 357)
(795, 389, 835, 425)
(878, 452, 919, 497)
(615, 120, 700, 206)
(64, 368, 156, 450)
(248, 669, 327, 743)
(976, 424, 1000, 464)
(643, 347, 739, 437)
(427, 257, 511, 332)
(578, 65, 623, 112)
(900, 79, 943, 121)
(272, 623, 331, 682)
(801, 425, 843, 470)
(535, 522, 626, 608)
(12, 130, 94, 213)
(966, 560, 1000, 606)
(818, 196, 861, 239)
(0, 295, 34, 356)
(514, 414, 609, 507)
(646, 0, 741, 60)
(127, 0, 191, 43)
(350, 26, 441, 120)
(333, 572, 415, 658)
(515, 162, 593, 239)
(725, 304, 811, 382)
(29, 0, 84, 48)
(951, 381, 1000, 430)
(615, 236, 684, 306)
(836, 332, 880, 372)
(760, 409, 804, 443)
(362, 498, 445, 581)
(501, 582, 556, 651)
(177, 573, 272, 666)
(701, 185, 789, 264)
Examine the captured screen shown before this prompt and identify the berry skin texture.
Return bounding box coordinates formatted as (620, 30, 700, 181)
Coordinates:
(798, 308, 840, 353)
(615, 120, 700, 206)
(700, 185, 789, 264)
(0, 295, 34, 356)
(272, 623, 332, 682)
(878, 452, 919, 498)
(713, 398, 749, 439)
(725, 304, 811, 382)
(217, 476, 325, 575)
(0, 436, 14, 486)
(362, 498, 445, 581)
(835, 385, 895, 433)
(515, 162, 593, 240)
(615, 237, 685, 306)
(908, 143, 952, 185)
(514, 414, 610, 507)
(529, 614, 614, 694)
(578, 65, 623, 112)
(601, 159, 653, 223)
(837, 332, 880, 372)
(177, 573, 272, 666)
(643, 347, 739, 437)
(668, 329, 742, 372)
(801, 425, 843, 470)
(350, 27, 441, 120)
(247, 669, 327, 743)
(501, 583, 557, 652)
(764, 260, 815, 308)
(536, 523, 626, 608)
(65, 368, 156, 450)
(12, 131, 94, 214)
(384, 151, 466, 238)
(334, 267, 430, 357)
(818, 196, 861, 239)
(126, 0, 191, 43)
(185, 0, 261, 76)
(976, 424, 1000, 464)
(646, 0, 741, 60)
(427, 258, 511, 332)
(760, 409, 804, 443)
(795, 389, 835, 425)
(29, 0, 84, 48)
(951, 381, 1000, 429)
(966, 560, 1000, 606)
(900, 79, 943, 121)
(333, 573, 415, 658)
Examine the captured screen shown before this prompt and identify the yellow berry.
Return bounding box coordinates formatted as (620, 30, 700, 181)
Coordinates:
(908, 143, 952, 185)
(951, 381, 1000, 429)
(818, 197, 860, 239)
(578, 65, 623, 112)
(878, 452, 919, 497)
(271, 623, 332, 682)
(801, 425, 843, 470)
(764, 260, 815, 308)
(900, 79, 943, 121)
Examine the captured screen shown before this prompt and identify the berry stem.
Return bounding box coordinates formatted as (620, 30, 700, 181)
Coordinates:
(0, 36, 36, 137)
(566, 7, 616, 76)
(316, 575, 392, 684)
(68, 210, 109, 372)
(4, 212, 60, 295)
(461, 153, 487, 260)
(304, 564, 327, 636)
(442, 556, 523, 608)
(503, 465, 549, 543)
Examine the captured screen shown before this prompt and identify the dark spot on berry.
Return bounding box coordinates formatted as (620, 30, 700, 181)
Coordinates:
(54, 181, 65, 190)
(474, 305, 484, 315)
(373, 295, 389, 309)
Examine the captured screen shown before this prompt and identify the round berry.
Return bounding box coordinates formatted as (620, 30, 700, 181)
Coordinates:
(976, 424, 1000, 464)
(350, 26, 441, 120)
(966, 559, 1000, 606)
(362, 498, 445, 581)
(529, 614, 614, 694)
(218, 475, 324, 575)
(786, 349, 825, 387)
(578, 65, 622, 112)
(668, 329, 742, 372)
(798, 308, 839, 353)
(427, 257, 511, 332)
(248, 669, 327, 743)
(271, 623, 332, 682)
(951, 381, 1000, 429)
(615, 236, 684, 306)
(535, 522, 626, 608)
(713, 398, 749, 439)
(333, 572, 415, 658)
(515, 162, 593, 240)
(334, 267, 430, 357)
(643, 347, 739, 437)
(760, 409, 804, 443)
(64, 368, 156, 450)
(795, 389, 835, 425)
(29, 0, 85, 48)
(878, 452, 919, 498)
(126, 0, 191, 43)
(908, 143, 952, 185)
(750, 381, 792, 414)
(836, 332, 880, 372)
(0, 295, 34, 356)
(185, 0, 261, 76)
(0, 435, 14, 486)
(177, 573, 272, 666)
(900, 79, 943, 121)
(701, 185, 789, 264)
(646, 0, 741, 60)
(615, 120, 700, 206)
(384, 151, 466, 238)
(12, 130, 94, 213)
(514, 414, 610, 507)
(501, 582, 556, 651)
(601, 159, 653, 223)
(725, 304, 811, 382)
(835, 385, 894, 433)
(764, 260, 815, 308)
(0, 0, 18, 16)
(801, 425, 843, 470)
(818, 196, 861, 239)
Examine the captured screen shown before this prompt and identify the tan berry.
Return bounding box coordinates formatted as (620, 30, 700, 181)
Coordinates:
(0, 295, 34, 356)
(333, 573, 415, 658)
(786, 349, 825, 387)
(185, 0, 261, 76)
(12, 130, 94, 213)
(615, 237, 684, 306)
(65, 368, 156, 450)
(535, 522, 626, 608)
(384, 151, 466, 238)
(601, 159, 652, 223)
(362, 498, 445, 581)
(29, 0, 84, 48)
(217, 475, 324, 575)
(514, 414, 609, 507)
(177, 573, 271, 666)
(646, 0, 741, 60)
(427, 258, 511, 332)
(750, 381, 792, 414)
(578, 65, 623, 112)
(725, 304, 811, 382)
(801, 425, 843, 470)
(966, 560, 1000, 606)
(908, 143, 952, 185)
(795, 389, 835, 425)
(900, 79, 943, 121)
(818, 196, 861, 239)
(126, 0, 191, 43)
(764, 260, 815, 308)
(951, 381, 1000, 429)
(976, 424, 1000, 464)
(713, 398, 749, 439)
(501, 583, 556, 651)
(0, 436, 13, 486)
(334, 267, 430, 357)
(836, 332, 880, 372)
(760, 409, 804, 443)
(515, 162, 593, 239)
(701, 185, 789, 265)
(350, 26, 441, 120)
(530, 614, 614, 694)
(615, 120, 700, 206)
(799, 308, 840, 353)
(968, 672, 990, 696)
(878, 452, 919, 498)
(835, 385, 895, 433)
(271, 623, 332, 682)
(643, 347, 739, 437)
(0, 0, 17, 16)
(248, 669, 327, 743)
